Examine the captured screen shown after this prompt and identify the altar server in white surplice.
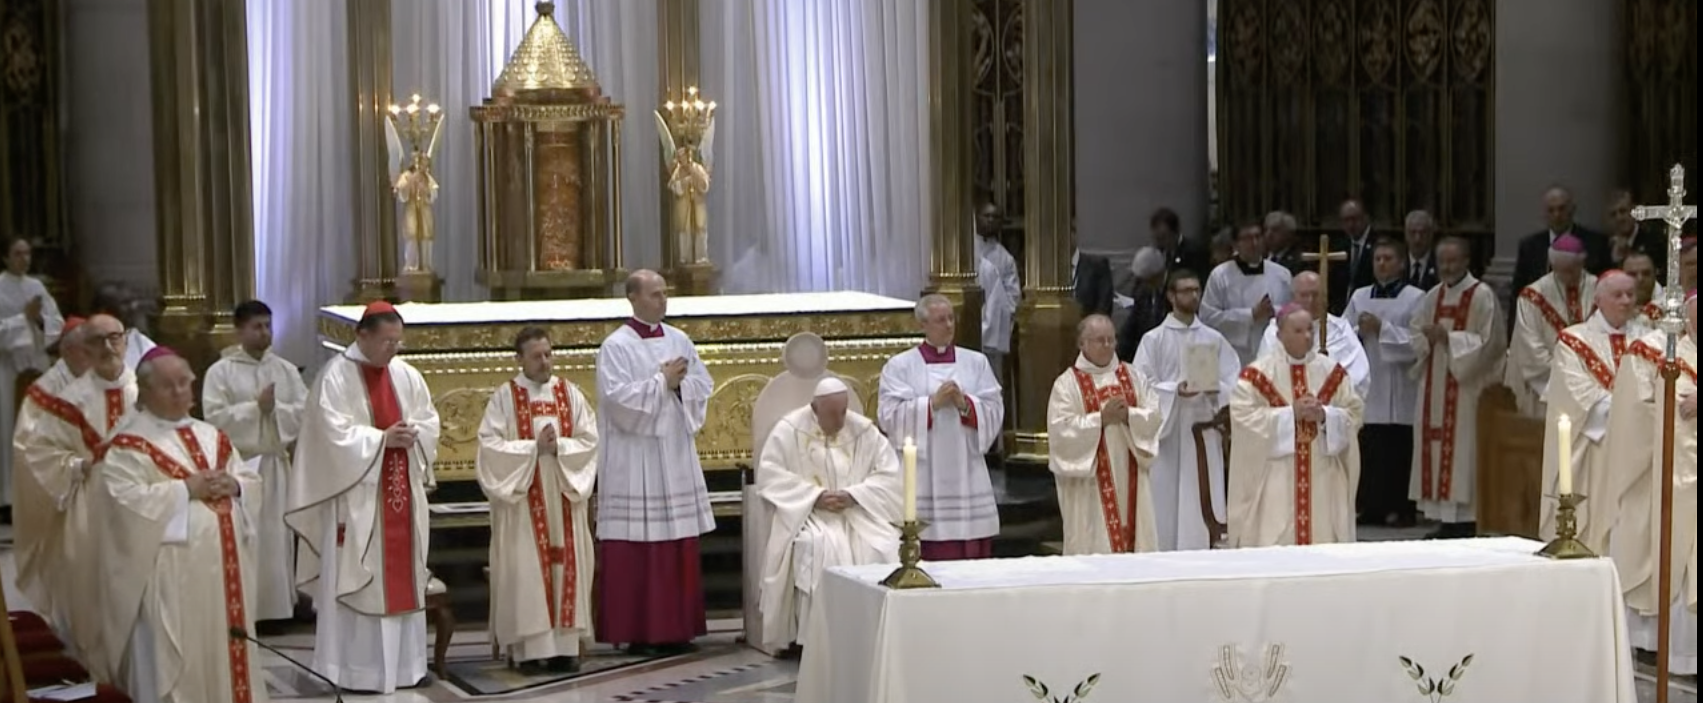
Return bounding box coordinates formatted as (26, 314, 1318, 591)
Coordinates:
(1409, 236, 1505, 539)
(1342, 239, 1424, 528)
(1540, 272, 1646, 550)
(877, 294, 1004, 561)
(1506, 233, 1597, 417)
(595, 270, 715, 654)
(478, 327, 598, 673)
(1, 238, 65, 509)
(201, 300, 308, 626)
(1203, 223, 1294, 365)
(1132, 270, 1240, 551)
(1048, 314, 1164, 554)
(288, 300, 440, 694)
(1606, 293, 1696, 675)
(1229, 305, 1364, 547)
(1256, 271, 1372, 399)
(94, 348, 269, 703)
(756, 378, 901, 652)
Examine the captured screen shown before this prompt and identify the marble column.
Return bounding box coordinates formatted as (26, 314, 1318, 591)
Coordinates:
(348, 0, 398, 302)
(147, 0, 255, 363)
(1493, 0, 1622, 273)
(1073, 0, 1208, 270)
(925, 0, 983, 350)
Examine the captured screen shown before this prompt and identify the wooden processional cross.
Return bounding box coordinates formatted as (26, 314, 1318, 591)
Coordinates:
(1300, 234, 1347, 352)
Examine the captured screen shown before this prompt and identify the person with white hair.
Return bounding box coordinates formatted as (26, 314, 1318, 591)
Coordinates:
(755, 377, 901, 653)
(1505, 232, 1598, 418)
(1263, 211, 1302, 272)
(1254, 270, 1372, 400)
(1403, 210, 1440, 291)
(1116, 247, 1170, 361)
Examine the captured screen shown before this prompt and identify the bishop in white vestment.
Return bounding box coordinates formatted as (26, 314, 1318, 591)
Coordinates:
(1131, 271, 1241, 551)
(1202, 224, 1294, 365)
(1047, 315, 1164, 554)
(756, 378, 901, 652)
(1256, 271, 1372, 399)
(35, 316, 90, 395)
(1539, 273, 1645, 549)
(201, 300, 308, 624)
(287, 301, 440, 694)
(0, 238, 65, 509)
(1505, 233, 1597, 417)
(478, 328, 599, 672)
(94, 348, 268, 703)
(1229, 306, 1365, 547)
(877, 294, 1004, 560)
(595, 271, 715, 652)
(1343, 241, 1425, 526)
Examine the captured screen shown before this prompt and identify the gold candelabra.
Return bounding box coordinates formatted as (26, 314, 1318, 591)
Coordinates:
(1536, 493, 1596, 560)
(661, 86, 716, 148)
(385, 93, 445, 277)
(880, 520, 940, 589)
(656, 87, 718, 271)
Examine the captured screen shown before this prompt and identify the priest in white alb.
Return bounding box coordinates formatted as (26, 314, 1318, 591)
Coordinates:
(477, 327, 599, 673)
(1047, 314, 1164, 554)
(1, 237, 65, 511)
(1256, 271, 1372, 399)
(1202, 223, 1293, 365)
(1342, 239, 1425, 527)
(1539, 272, 1645, 550)
(877, 294, 1004, 560)
(1228, 304, 1364, 547)
(755, 377, 901, 653)
(1506, 233, 1597, 417)
(201, 300, 308, 628)
(1605, 292, 1696, 674)
(1131, 270, 1241, 551)
(288, 300, 440, 694)
(94, 347, 268, 703)
(1409, 236, 1505, 539)
(595, 270, 715, 654)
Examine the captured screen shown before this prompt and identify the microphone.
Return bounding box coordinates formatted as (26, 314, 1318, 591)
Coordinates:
(228, 627, 345, 702)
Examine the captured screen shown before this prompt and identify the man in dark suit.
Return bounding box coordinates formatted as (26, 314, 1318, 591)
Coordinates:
(1403, 209, 1442, 292)
(1071, 222, 1115, 316)
(1328, 199, 1379, 315)
(1264, 211, 1306, 274)
(1150, 207, 1208, 276)
(1607, 189, 1670, 283)
(1511, 186, 1612, 295)
(1116, 247, 1169, 361)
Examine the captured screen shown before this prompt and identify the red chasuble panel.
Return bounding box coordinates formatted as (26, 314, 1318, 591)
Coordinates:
(358, 363, 420, 614)
(508, 379, 579, 629)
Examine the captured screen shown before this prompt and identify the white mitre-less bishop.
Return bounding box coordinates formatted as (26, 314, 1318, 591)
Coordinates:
(1046, 352, 1164, 554)
(1256, 313, 1372, 399)
(756, 378, 901, 652)
(1408, 272, 1504, 526)
(1506, 260, 1597, 417)
(1132, 313, 1241, 551)
(1228, 342, 1365, 547)
(1202, 258, 1294, 365)
(476, 372, 599, 665)
(1539, 310, 1646, 550)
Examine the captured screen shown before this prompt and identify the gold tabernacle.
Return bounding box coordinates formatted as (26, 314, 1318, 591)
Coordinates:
(471, 1, 625, 300)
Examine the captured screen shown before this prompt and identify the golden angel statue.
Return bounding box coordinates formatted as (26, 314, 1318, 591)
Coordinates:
(385, 97, 445, 273)
(656, 104, 715, 265)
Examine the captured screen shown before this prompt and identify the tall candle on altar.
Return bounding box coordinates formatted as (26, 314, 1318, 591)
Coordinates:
(902, 437, 918, 521)
(1557, 413, 1573, 495)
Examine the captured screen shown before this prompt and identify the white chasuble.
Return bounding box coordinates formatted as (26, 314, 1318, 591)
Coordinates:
(755, 407, 901, 651)
(594, 322, 715, 542)
(876, 345, 1004, 541)
(0, 270, 63, 507)
(1201, 259, 1294, 365)
(95, 412, 267, 703)
(202, 347, 308, 622)
(477, 376, 599, 660)
(1539, 313, 1644, 549)
(1131, 315, 1241, 551)
(1256, 313, 1373, 399)
(1408, 275, 1504, 523)
(1228, 351, 1364, 547)
(1046, 356, 1163, 555)
(1506, 272, 1596, 417)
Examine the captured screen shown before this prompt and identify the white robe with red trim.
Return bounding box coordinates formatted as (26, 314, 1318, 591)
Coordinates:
(1046, 355, 1164, 555)
(476, 374, 599, 661)
(1228, 349, 1363, 547)
(876, 345, 1004, 542)
(1408, 275, 1505, 523)
(1505, 272, 1596, 417)
(1539, 312, 1646, 549)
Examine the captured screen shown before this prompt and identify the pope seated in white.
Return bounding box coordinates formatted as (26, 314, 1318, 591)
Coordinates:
(1047, 314, 1164, 554)
(93, 347, 268, 703)
(1229, 304, 1365, 547)
(1506, 233, 1597, 418)
(1257, 271, 1372, 399)
(755, 377, 901, 653)
(477, 327, 599, 674)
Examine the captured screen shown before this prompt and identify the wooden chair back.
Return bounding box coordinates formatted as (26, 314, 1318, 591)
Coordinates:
(1475, 383, 1544, 538)
(0, 581, 33, 703)
(1192, 406, 1232, 548)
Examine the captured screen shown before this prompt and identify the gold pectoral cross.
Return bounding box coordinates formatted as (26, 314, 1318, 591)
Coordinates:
(1300, 233, 1348, 352)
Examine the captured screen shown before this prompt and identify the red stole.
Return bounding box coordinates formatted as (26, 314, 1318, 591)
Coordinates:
(1070, 365, 1141, 553)
(1238, 362, 1350, 545)
(508, 379, 579, 629)
(356, 363, 419, 614)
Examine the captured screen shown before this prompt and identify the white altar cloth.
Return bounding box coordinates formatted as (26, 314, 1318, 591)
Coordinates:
(319, 291, 914, 325)
(796, 538, 1636, 703)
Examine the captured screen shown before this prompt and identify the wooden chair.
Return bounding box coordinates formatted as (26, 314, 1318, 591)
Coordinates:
(1474, 384, 1544, 538)
(1192, 407, 1232, 548)
(0, 583, 130, 702)
(424, 576, 454, 677)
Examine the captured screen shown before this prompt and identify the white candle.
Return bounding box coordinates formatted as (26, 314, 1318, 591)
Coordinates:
(1557, 413, 1573, 495)
(902, 436, 918, 522)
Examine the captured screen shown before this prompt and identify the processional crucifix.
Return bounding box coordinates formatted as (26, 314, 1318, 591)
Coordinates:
(1630, 164, 1696, 703)
(1300, 234, 1348, 352)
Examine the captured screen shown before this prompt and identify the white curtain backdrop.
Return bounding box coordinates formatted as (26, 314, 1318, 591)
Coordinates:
(702, 0, 932, 297)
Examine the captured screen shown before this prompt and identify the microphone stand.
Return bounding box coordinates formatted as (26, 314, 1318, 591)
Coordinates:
(229, 627, 344, 703)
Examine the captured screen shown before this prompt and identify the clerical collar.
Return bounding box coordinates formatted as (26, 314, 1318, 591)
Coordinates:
(1443, 274, 1475, 290)
(626, 318, 665, 339)
(1286, 351, 1315, 366)
(1371, 279, 1406, 299)
(1235, 259, 1265, 276)
(1162, 313, 1199, 330)
(919, 343, 955, 364)
(1073, 353, 1116, 374)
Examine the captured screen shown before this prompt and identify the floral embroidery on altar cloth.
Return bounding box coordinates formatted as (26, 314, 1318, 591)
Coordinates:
(1021, 672, 1100, 703)
(1211, 643, 1290, 702)
(1399, 654, 1474, 701)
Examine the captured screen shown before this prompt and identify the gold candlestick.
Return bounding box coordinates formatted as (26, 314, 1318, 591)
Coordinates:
(880, 520, 940, 589)
(1536, 493, 1596, 560)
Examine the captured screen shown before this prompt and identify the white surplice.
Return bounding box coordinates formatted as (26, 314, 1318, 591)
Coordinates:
(287, 346, 439, 694)
(94, 411, 269, 703)
(594, 322, 715, 542)
(1228, 349, 1364, 547)
(1256, 313, 1372, 399)
(1046, 354, 1164, 554)
(1506, 272, 1597, 417)
(1201, 259, 1294, 365)
(0, 270, 63, 507)
(756, 406, 901, 651)
(876, 345, 1004, 542)
(1605, 329, 1697, 674)
(1539, 312, 1646, 550)
(1131, 314, 1241, 551)
(1408, 274, 1505, 523)
(976, 235, 1021, 354)
(201, 346, 308, 621)
(476, 375, 599, 661)
(1343, 284, 1424, 425)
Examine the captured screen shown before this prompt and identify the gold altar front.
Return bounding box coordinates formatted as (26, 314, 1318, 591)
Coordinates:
(318, 292, 921, 482)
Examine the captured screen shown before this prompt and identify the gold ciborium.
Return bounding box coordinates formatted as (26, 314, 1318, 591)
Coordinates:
(1536, 493, 1596, 560)
(880, 520, 941, 589)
